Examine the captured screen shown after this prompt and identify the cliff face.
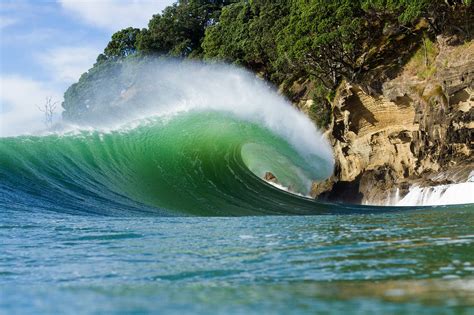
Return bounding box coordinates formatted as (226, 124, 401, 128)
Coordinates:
(301, 37, 473, 205)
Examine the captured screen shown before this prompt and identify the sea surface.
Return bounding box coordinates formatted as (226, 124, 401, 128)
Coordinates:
(1, 104, 473, 314)
(1, 206, 473, 314)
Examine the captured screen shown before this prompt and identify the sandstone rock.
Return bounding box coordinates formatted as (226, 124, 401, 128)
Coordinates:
(309, 36, 473, 205)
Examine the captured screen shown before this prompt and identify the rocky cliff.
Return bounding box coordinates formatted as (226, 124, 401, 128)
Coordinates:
(296, 36, 473, 205)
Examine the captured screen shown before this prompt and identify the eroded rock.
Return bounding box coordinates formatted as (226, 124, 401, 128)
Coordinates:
(309, 37, 473, 205)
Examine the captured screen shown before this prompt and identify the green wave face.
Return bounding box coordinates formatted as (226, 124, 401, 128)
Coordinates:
(0, 111, 341, 216)
(1, 62, 427, 216)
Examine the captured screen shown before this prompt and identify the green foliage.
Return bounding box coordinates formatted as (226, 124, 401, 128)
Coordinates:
(202, 1, 290, 76)
(202, 2, 252, 64)
(406, 35, 439, 80)
(63, 1, 235, 115)
(102, 27, 141, 61)
(307, 82, 333, 129)
(361, 0, 433, 24)
(203, 0, 452, 88)
(62, 60, 124, 120)
(137, 0, 237, 57)
(277, 0, 367, 88)
(63, 0, 470, 122)
(309, 102, 332, 129)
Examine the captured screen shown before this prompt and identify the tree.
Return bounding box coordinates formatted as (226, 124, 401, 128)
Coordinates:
(203, 1, 290, 77)
(276, 0, 371, 89)
(37, 96, 58, 127)
(137, 0, 238, 57)
(62, 0, 471, 122)
(102, 27, 141, 61)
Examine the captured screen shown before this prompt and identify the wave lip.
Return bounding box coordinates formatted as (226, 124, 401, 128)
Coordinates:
(53, 61, 335, 178)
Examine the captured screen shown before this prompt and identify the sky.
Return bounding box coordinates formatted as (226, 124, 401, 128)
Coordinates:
(0, 0, 175, 136)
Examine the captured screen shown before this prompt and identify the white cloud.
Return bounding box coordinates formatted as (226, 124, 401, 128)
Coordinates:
(1, 28, 61, 46)
(0, 45, 97, 137)
(0, 75, 63, 136)
(59, 0, 175, 31)
(38, 46, 100, 83)
(0, 16, 18, 30)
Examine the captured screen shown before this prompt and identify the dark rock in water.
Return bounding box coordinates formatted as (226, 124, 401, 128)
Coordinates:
(263, 172, 300, 194)
(264, 172, 278, 184)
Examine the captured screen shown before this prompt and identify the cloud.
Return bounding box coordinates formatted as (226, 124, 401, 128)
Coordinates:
(59, 0, 175, 31)
(0, 75, 63, 136)
(1, 28, 62, 46)
(38, 46, 100, 83)
(0, 44, 96, 137)
(0, 16, 18, 29)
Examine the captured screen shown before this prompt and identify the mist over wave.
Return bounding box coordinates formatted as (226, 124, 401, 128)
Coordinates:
(63, 60, 334, 171)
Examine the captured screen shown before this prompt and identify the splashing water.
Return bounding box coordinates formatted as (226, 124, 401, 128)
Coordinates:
(396, 182, 474, 206)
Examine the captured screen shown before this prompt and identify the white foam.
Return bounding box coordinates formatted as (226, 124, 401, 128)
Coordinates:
(395, 181, 474, 206)
(265, 180, 310, 198)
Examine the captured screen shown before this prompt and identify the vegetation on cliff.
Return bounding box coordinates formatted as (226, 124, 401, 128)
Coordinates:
(62, 0, 472, 126)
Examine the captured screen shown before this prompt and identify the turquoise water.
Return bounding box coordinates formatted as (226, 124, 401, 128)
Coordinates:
(1, 208, 473, 314)
(0, 111, 404, 216)
(1, 111, 473, 314)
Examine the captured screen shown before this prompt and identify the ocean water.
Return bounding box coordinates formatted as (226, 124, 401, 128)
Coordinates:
(1, 207, 473, 314)
(1, 63, 473, 313)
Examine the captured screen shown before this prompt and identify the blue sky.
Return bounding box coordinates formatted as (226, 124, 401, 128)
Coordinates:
(0, 0, 175, 136)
